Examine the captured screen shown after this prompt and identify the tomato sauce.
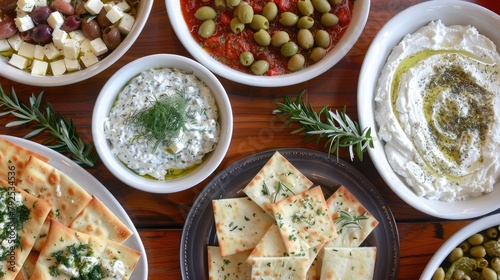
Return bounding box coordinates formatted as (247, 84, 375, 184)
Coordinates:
(180, 0, 354, 76)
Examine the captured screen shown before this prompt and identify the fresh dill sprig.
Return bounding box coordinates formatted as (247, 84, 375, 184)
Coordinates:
(125, 91, 188, 152)
(0, 86, 97, 167)
(273, 91, 374, 161)
(335, 210, 369, 233)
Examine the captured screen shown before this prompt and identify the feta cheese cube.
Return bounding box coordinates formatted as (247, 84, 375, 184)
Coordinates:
(64, 58, 80, 71)
(47, 11, 64, 29)
(43, 43, 61, 60)
(8, 54, 29, 69)
(80, 52, 98, 67)
(14, 15, 35, 32)
(50, 59, 66, 75)
(79, 38, 93, 54)
(52, 28, 68, 49)
(69, 30, 86, 42)
(31, 59, 48, 75)
(15, 6, 28, 17)
(34, 0, 47, 7)
(0, 39, 11, 52)
(117, 13, 135, 34)
(115, 0, 130, 12)
(7, 33, 22, 51)
(17, 42, 36, 59)
(34, 45, 45, 60)
(90, 38, 108, 56)
(17, 0, 35, 12)
(105, 5, 123, 23)
(169, 141, 185, 153)
(63, 38, 79, 60)
(84, 0, 104, 15)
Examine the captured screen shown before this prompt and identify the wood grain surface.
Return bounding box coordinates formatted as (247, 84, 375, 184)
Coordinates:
(0, 0, 499, 279)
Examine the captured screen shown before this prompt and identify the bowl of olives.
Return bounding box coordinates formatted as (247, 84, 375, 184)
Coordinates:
(166, 0, 369, 87)
(421, 213, 500, 280)
(0, 0, 152, 86)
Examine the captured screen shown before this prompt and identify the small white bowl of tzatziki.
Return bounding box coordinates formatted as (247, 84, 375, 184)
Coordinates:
(358, 1, 500, 219)
(92, 54, 233, 193)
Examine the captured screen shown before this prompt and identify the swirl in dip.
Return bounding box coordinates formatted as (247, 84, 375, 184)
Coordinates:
(104, 68, 220, 180)
(375, 20, 500, 201)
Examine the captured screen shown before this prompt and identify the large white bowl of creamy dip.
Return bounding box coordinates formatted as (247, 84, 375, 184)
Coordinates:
(358, 1, 500, 219)
(92, 54, 233, 193)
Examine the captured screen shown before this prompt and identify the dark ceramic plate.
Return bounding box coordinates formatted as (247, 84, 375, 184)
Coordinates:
(180, 148, 400, 279)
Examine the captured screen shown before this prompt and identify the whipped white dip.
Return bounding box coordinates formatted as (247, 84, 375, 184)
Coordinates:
(104, 68, 220, 180)
(375, 20, 500, 201)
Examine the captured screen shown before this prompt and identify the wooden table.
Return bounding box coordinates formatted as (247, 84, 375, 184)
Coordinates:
(1, 0, 499, 279)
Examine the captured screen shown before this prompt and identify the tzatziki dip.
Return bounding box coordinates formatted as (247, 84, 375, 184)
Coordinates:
(104, 68, 220, 180)
(375, 20, 500, 201)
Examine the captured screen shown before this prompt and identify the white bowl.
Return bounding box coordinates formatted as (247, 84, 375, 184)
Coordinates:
(166, 0, 369, 87)
(0, 0, 153, 87)
(420, 213, 500, 279)
(92, 54, 233, 193)
(358, 1, 500, 219)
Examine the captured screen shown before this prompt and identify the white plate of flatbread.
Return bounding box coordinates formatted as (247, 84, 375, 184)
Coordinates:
(181, 148, 399, 280)
(1, 135, 147, 279)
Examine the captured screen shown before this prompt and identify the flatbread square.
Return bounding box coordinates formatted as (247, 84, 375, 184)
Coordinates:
(31, 219, 141, 280)
(69, 196, 133, 243)
(320, 247, 377, 280)
(17, 156, 92, 226)
(324, 186, 379, 248)
(0, 180, 51, 280)
(249, 256, 309, 280)
(207, 246, 251, 280)
(212, 197, 274, 257)
(271, 186, 336, 254)
(0, 136, 49, 184)
(243, 151, 313, 216)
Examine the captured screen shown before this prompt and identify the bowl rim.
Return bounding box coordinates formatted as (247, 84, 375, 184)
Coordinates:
(357, 0, 500, 219)
(0, 0, 153, 87)
(165, 0, 370, 87)
(92, 53, 233, 193)
(419, 212, 500, 279)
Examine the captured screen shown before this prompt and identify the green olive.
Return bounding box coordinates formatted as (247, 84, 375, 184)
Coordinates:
(214, 0, 226, 8)
(491, 257, 500, 272)
(287, 54, 305, 72)
(237, 4, 254, 24)
(432, 267, 445, 280)
(309, 47, 327, 62)
(459, 241, 471, 253)
(482, 267, 498, 280)
(198, 19, 215, 38)
(448, 247, 464, 263)
(280, 41, 299, 57)
(194, 6, 217, 21)
(230, 17, 245, 34)
(254, 29, 271, 46)
(226, 0, 241, 8)
(297, 29, 314, 50)
(475, 257, 489, 269)
(314, 29, 330, 48)
(297, 0, 314, 16)
(297, 16, 314, 29)
(239, 51, 254, 66)
(329, 0, 342, 6)
(271, 30, 290, 47)
(486, 227, 499, 239)
(251, 60, 269, 75)
(279, 12, 299, 27)
(468, 234, 485, 246)
(262, 2, 278, 21)
(312, 0, 331, 13)
(470, 246, 487, 258)
(249, 14, 269, 30)
(321, 12, 339, 26)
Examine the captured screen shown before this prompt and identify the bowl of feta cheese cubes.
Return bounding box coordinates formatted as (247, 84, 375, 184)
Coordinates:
(0, 0, 152, 86)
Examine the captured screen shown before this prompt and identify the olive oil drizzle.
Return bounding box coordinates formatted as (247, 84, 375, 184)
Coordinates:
(390, 49, 496, 179)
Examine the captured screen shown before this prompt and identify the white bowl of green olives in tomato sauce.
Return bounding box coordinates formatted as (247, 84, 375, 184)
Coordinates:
(166, 0, 369, 87)
(0, 0, 152, 86)
(421, 213, 500, 280)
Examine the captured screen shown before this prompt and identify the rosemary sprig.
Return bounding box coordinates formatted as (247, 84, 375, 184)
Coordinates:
(273, 91, 374, 161)
(335, 210, 369, 233)
(0, 86, 97, 167)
